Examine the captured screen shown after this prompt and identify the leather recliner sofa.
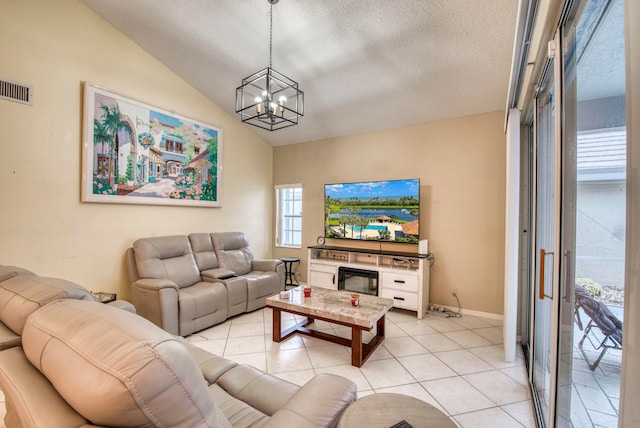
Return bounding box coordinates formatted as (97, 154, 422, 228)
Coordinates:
(0, 299, 357, 428)
(0, 265, 134, 351)
(126, 232, 285, 336)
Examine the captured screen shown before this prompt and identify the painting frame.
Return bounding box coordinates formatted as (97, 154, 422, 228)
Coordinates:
(81, 82, 223, 207)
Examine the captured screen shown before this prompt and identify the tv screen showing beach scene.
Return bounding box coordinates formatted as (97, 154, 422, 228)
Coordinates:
(324, 178, 420, 243)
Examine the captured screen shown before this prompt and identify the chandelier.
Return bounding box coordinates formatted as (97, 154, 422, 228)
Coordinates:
(235, 0, 304, 131)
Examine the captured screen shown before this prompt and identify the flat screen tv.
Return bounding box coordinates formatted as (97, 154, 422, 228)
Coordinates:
(324, 178, 420, 244)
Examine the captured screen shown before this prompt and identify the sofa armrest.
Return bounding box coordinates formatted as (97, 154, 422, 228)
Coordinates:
(252, 259, 283, 272)
(265, 373, 357, 428)
(106, 299, 137, 313)
(216, 364, 300, 416)
(0, 347, 92, 428)
(130, 279, 180, 335)
(0, 322, 21, 351)
(201, 268, 237, 281)
(0, 265, 35, 282)
(131, 278, 179, 291)
(182, 342, 238, 384)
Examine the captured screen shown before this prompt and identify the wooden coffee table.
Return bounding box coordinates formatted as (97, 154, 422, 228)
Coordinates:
(266, 286, 393, 367)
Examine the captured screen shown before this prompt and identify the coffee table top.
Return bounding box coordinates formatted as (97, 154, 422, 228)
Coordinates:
(266, 286, 393, 329)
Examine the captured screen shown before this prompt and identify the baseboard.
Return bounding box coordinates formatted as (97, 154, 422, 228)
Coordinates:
(430, 303, 504, 321)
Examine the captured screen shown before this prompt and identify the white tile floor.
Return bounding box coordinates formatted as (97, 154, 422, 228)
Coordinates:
(185, 307, 537, 428)
(569, 307, 622, 428)
(0, 308, 538, 428)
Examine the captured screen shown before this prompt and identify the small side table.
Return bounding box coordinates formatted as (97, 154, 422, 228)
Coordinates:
(280, 257, 300, 289)
(338, 393, 456, 428)
(91, 292, 117, 304)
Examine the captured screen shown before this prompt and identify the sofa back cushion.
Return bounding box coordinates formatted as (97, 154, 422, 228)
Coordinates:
(0, 275, 94, 335)
(211, 232, 254, 276)
(188, 233, 219, 271)
(22, 299, 230, 428)
(133, 235, 201, 288)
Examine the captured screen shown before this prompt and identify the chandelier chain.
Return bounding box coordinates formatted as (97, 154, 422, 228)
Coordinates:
(269, 3, 273, 69)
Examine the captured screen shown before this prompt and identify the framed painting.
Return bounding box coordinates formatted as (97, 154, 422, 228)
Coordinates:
(81, 82, 222, 207)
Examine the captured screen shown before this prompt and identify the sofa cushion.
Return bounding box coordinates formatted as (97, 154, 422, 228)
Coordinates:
(189, 233, 220, 271)
(246, 272, 281, 312)
(22, 299, 231, 428)
(133, 235, 201, 288)
(179, 281, 229, 335)
(0, 275, 93, 336)
(212, 232, 254, 276)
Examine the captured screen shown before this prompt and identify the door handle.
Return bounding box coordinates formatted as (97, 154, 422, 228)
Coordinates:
(539, 249, 554, 299)
(564, 250, 572, 303)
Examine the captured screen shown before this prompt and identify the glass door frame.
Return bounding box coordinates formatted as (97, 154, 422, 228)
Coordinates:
(528, 28, 564, 428)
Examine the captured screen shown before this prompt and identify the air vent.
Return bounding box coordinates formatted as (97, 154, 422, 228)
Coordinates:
(1, 78, 32, 105)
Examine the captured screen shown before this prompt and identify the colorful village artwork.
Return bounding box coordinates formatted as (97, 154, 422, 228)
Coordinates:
(83, 84, 221, 207)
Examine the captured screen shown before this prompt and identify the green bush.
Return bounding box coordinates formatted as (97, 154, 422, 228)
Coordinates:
(126, 155, 134, 181)
(576, 278, 603, 298)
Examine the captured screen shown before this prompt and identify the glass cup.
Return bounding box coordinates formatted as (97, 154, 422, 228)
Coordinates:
(303, 286, 311, 297)
(351, 293, 360, 306)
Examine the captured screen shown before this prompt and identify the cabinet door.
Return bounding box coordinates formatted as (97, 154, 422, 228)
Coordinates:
(308, 263, 337, 289)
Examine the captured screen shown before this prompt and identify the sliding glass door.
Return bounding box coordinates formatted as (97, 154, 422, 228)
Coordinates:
(526, 1, 626, 426)
(531, 40, 560, 426)
(561, 0, 626, 426)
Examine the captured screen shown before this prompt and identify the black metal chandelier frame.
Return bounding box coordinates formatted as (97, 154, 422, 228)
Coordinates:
(235, 0, 304, 131)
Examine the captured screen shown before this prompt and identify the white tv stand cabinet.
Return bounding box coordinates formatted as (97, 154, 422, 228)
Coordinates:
(307, 246, 430, 319)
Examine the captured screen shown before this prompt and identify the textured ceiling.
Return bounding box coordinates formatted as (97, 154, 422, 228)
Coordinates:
(79, 0, 519, 146)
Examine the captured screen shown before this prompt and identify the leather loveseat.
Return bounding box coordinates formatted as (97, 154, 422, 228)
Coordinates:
(0, 299, 357, 428)
(126, 232, 285, 336)
(0, 265, 134, 351)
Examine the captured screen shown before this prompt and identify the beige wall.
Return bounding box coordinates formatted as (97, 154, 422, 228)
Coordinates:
(0, 0, 273, 299)
(1, 0, 507, 315)
(274, 112, 507, 316)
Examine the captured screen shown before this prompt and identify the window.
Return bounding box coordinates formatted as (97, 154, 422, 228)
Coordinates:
(165, 139, 183, 154)
(276, 184, 302, 248)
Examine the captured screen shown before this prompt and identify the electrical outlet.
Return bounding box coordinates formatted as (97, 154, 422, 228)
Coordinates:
(451, 288, 457, 297)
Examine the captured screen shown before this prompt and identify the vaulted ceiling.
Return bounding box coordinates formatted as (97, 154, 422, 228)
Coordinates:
(80, 0, 519, 146)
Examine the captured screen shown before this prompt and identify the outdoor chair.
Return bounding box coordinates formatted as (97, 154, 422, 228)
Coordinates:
(574, 284, 623, 370)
